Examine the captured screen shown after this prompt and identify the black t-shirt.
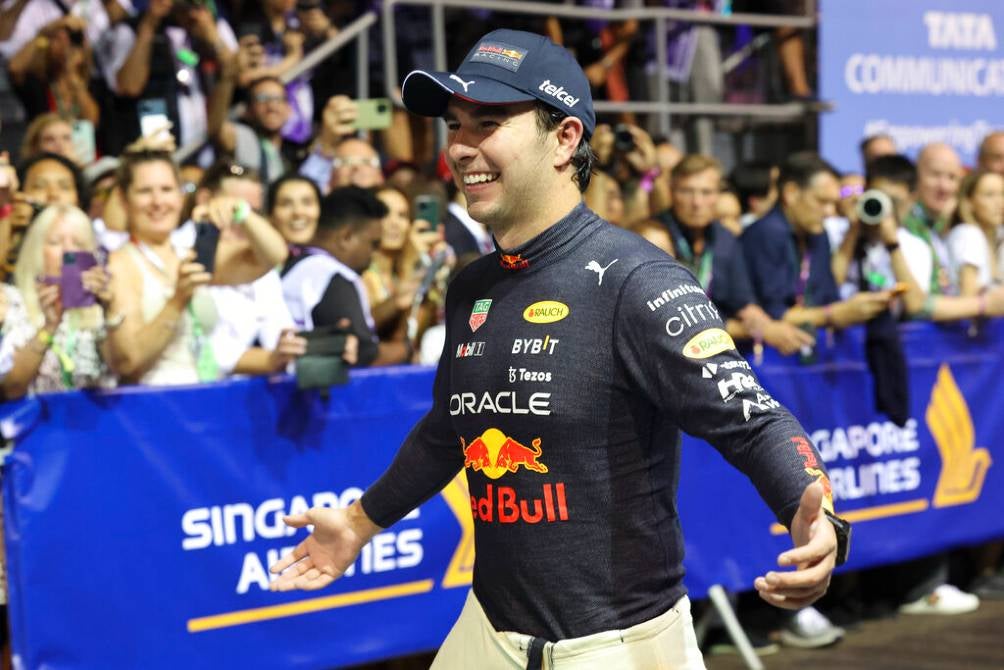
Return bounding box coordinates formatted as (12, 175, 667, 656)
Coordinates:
(362, 203, 827, 640)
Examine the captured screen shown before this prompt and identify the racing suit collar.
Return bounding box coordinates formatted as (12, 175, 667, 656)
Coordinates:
(494, 202, 598, 272)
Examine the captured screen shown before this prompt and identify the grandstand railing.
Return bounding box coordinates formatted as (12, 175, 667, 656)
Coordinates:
(174, 11, 378, 163)
(381, 0, 816, 138)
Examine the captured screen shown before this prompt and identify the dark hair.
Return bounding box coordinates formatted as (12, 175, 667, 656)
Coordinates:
(865, 154, 917, 191)
(199, 160, 261, 195)
(859, 134, 893, 160)
(248, 75, 286, 94)
(729, 161, 774, 211)
(116, 149, 180, 194)
(317, 186, 389, 232)
(16, 152, 90, 211)
(267, 174, 322, 215)
(533, 103, 595, 192)
(777, 152, 839, 191)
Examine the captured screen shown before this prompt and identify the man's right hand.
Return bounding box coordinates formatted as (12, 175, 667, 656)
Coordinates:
(270, 501, 382, 591)
(836, 290, 893, 325)
(762, 319, 815, 356)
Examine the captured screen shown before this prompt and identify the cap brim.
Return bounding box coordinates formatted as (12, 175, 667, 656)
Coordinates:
(401, 70, 535, 117)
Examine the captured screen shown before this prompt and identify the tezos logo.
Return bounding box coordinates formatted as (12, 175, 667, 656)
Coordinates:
(538, 80, 580, 108)
(524, 301, 569, 324)
(682, 328, 735, 359)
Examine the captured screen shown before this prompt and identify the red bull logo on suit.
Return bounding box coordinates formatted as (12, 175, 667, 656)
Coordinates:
(462, 429, 569, 524)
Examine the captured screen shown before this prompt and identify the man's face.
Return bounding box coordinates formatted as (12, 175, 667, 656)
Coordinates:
(671, 168, 720, 231)
(980, 134, 1004, 175)
(340, 218, 382, 274)
(916, 146, 961, 215)
(331, 139, 383, 189)
(783, 171, 840, 235)
(24, 159, 79, 206)
(869, 177, 912, 222)
(249, 81, 290, 134)
(444, 98, 551, 230)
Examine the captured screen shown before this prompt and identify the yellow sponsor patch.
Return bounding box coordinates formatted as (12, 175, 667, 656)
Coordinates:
(523, 301, 569, 324)
(683, 328, 735, 359)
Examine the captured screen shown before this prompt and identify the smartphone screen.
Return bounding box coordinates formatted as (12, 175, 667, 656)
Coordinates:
(353, 99, 393, 131)
(414, 195, 441, 233)
(193, 223, 221, 275)
(138, 99, 170, 140)
(72, 120, 96, 165)
(60, 251, 98, 309)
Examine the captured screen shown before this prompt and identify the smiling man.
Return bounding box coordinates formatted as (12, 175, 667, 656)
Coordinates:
(269, 30, 849, 670)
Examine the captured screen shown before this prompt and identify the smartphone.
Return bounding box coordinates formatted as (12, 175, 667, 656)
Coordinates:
(60, 251, 98, 309)
(72, 120, 96, 166)
(193, 222, 221, 275)
(137, 99, 170, 140)
(353, 98, 393, 131)
(298, 326, 348, 357)
(414, 195, 441, 233)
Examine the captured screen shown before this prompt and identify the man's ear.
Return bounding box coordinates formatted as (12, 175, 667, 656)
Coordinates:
(780, 181, 800, 208)
(553, 117, 585, 170)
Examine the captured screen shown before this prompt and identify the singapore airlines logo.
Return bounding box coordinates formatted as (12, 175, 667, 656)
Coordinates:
(927, 364, 992, 507)
(585, 259, 618, 286)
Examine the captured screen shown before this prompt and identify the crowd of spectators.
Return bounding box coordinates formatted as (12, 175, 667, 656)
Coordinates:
(0, 0, 1002, 663)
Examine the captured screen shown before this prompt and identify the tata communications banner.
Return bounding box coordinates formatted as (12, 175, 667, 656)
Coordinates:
(4, 322, 1004, 669)
(820, 0, 1004, 171)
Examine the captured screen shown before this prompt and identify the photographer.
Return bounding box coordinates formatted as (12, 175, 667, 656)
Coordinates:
(6, 14, 99, 129)
(102, 0, 237, 154)
(590, 122, 667, 226)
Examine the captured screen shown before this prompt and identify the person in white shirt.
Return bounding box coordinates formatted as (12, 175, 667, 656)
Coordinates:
(947, 169, 1004, 296)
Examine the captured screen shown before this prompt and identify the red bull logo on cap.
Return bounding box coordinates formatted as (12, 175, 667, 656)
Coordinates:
(462, 428, 548, 479)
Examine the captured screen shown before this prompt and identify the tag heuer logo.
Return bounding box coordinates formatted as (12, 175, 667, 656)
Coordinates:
(469, 299, 492, 332)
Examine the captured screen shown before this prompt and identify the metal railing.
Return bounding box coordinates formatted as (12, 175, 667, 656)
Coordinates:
(174, 11, 378, 163)
(381, 0, 815, 136)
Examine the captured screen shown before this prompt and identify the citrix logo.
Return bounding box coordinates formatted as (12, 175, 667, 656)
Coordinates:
(538, 80, 580, 108)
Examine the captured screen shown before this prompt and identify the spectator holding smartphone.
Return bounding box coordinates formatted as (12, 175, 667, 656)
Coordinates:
(0, 204, 116, 398)
(363, 185, 450, 344)
(104, 150, 219, 386)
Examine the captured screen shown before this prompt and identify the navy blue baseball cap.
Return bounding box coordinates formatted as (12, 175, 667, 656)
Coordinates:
(401, 29, 596, 138)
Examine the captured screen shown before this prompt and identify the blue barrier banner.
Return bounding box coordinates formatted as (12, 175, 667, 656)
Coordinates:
(4, 322, 1003, 669)
(819, 0, 1004, 172)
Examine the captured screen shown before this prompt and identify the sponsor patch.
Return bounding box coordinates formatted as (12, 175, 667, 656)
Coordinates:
(470, 41, 527, 72)
(469, 299, 492, 332)
(512, 336, 559, 355)
(524, 301, 569, 324)
(682, 328, 735, 359)
(456, 341, 486, 358)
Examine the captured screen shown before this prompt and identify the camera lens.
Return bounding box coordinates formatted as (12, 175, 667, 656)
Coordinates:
(856, 189, 893, 226)
(613, 124, 634, 153)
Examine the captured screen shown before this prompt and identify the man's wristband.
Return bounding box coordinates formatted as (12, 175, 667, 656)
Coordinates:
(825, 510, 852, 567)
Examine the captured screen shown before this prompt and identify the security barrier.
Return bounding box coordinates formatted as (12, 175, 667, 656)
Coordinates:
(3, 320, 1002, 669)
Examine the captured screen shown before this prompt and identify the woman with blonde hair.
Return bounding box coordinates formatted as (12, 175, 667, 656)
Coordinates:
(18, 113, 81, 165)
(949, 169, 1004, 296)
(0, 204, 115, 398)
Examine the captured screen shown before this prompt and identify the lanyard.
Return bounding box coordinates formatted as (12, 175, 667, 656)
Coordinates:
(134, 240, 217, 380)
(674, 230, 714, 292)
(188, 302, 218, 382)
(787, 236, 812, 306)
(52, 314, 78, 389)
(903, 205, 948, 295)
